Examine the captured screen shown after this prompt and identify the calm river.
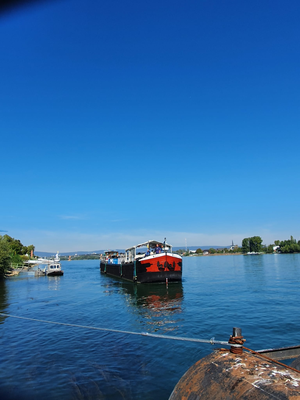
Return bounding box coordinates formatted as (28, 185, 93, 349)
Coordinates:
(0, 254, 300, 399)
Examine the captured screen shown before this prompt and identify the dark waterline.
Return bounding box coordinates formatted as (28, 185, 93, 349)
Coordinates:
(0, 254, 300, 399)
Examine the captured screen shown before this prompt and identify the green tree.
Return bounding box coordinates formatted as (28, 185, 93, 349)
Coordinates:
(175, 249, 185, 255)
(266, 244, 274, 253)
(3, 235, 23, 254)
(209, 248, 216, 254)
(242, 236, 263, 253)
(0, 236, 11, 277)
(280, 241, 300, 253)
(290, 236, 296, 244)
(277, 236, 300, 253)
(242, 238, 250, 254)
(2, 235, 33, 265)
(196, 248, 203, 254)
(22, 246, 28, 255)
(249, 236, 263, 253)
(27, 245, 35, 256)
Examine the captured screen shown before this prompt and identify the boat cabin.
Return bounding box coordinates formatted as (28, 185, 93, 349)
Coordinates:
(125, 240, 172, 262)
(104, 251, 125, 264)
(44, 262, 63, 276)
(47, 263, 61, 271)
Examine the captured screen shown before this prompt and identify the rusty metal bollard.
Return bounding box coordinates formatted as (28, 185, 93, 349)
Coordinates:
(228, 327, 246, 354)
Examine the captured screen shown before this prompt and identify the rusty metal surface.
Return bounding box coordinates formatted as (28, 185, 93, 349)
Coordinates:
(169, 350, 300, 399)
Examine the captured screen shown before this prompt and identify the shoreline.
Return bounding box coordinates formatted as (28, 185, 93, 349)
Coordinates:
(183, 253, 242, 257)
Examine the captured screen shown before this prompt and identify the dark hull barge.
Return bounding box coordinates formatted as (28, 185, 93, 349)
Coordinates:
(100, 240, 182, 283)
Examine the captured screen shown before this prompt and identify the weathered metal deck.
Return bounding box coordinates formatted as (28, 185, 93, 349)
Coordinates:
(169, 349, 300, 399)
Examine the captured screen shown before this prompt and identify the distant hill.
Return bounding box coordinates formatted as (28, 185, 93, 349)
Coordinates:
(34, 250, 108, 257)
(35, 245, 230, 257)
(173, 245, 228, 251)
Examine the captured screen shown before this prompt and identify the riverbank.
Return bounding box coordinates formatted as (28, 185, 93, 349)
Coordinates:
(4, 264, 34, 278)
(183, 252, 242, 257)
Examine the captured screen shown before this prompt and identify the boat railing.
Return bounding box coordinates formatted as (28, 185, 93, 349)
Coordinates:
(103, 249, 177, 264)
(105, 257, 126, 264)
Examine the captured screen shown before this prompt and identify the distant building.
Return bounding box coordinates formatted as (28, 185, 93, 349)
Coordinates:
(229, 241, 238, 251)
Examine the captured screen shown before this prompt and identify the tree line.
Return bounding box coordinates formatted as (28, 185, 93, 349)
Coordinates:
(175, 247, 241, 256)
(242, 235, 300, 254)
(0, 235, 35, 277)
(272, 236, 300, 254)
(60, 254, 101, 261)
(175, 235, 300, 256)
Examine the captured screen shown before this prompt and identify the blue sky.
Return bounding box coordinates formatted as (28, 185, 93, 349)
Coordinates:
(1, 0, 300, 252)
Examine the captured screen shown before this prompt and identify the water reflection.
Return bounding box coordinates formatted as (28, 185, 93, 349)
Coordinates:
(0, 280, 8, 324)
(121, 282, 184, 333)
(47, 276, 62, 291)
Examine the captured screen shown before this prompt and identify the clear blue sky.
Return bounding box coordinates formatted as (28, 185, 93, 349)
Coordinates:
(1, 0, 299, 252)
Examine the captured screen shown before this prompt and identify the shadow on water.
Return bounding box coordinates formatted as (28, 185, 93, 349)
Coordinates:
(70, 368, 133, 400)
(100, 272, 183, 304)
(0, 279, 8, 324)
(120, 281, 183, 307)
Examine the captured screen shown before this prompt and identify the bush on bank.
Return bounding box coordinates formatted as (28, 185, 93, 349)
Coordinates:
(0, 235, 35, 278)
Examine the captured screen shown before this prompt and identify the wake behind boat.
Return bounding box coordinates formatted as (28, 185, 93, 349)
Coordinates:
(100, 240, 182, 283)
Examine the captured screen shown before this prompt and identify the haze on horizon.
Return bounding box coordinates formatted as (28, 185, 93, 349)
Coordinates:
(1, 0, 299, 253)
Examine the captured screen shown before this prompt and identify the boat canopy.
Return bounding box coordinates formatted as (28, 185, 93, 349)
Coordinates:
(125, 240, 171, 252)
(104, 251, 119, 257)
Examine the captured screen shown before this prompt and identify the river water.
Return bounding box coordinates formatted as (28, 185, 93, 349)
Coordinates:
(0, 254, 300, 399)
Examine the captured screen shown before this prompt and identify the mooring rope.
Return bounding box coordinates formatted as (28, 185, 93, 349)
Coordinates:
(0, 312, 239, 347)
(2, 313, 299, 374)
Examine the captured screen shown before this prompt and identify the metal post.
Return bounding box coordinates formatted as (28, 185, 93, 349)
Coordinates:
(233, 327, 242, 337)
(229, 327, 245, 354)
